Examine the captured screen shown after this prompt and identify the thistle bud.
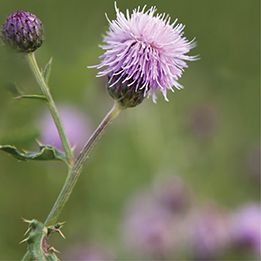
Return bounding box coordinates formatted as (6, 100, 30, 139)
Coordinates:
(1, 10, 43, 53)
(107, 74, 147, 108)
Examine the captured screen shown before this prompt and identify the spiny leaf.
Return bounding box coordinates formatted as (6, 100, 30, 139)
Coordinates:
(15, 94, 47, 101)
(42, 57, 53, 84)
(0, 144, 66, 163)
(21, 219, 60, 261)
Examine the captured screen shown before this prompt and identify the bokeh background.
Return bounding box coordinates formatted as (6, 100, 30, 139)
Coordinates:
(0, 0, 260, 260)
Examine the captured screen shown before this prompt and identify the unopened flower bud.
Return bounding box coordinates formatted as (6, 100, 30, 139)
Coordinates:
(1, 10, 43, 53)
(107, 74, 147, 108)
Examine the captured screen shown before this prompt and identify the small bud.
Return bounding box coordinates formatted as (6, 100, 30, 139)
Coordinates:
(1, 10, 43, 53)
(107, 74, 147, 108)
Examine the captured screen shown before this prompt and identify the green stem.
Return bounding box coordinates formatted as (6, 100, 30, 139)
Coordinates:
(44, 102, 122, 226)
(23, 52, 122, 260)
(26, 52, 74, 165)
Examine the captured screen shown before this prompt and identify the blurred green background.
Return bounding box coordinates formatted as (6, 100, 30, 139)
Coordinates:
(0, 0, 259, 260)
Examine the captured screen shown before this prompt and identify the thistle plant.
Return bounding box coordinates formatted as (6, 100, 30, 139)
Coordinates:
(0, 3, 196, 260)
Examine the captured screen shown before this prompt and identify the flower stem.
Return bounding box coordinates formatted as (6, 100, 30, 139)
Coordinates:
(26, 52, 74, 165)
(24, 52, 122, 260)
(44, 102, 122, 226)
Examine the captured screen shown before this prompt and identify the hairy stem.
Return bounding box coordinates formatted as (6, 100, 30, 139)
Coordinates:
(44, 102, 122, 226)
(26, 52, 74, 164)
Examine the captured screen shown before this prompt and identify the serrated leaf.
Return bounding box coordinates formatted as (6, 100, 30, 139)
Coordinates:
(0, 144, 66, 163)
(42, 57, 53, 84)
(15, 94, 47, 101)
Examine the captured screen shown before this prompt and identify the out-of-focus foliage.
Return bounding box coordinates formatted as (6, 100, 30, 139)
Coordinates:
(0, 0, 259, 259)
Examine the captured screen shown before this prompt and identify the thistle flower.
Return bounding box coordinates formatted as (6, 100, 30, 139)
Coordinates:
(1, 10, 43, 53)
(39, 105, 91, 155)
(122, 191, 175, 258)
(153, 176, 191, 213)
(185, 204, 231, 260)
(231, 203, 261, 257)
(93, 3, 196, 106)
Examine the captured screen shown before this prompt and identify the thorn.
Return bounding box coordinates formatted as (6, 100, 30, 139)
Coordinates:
(24, 227, 31, 236)
(35, 139, 43, 146)
(22, 218, 33, 224)
(49, 246, 60, 253)
(57, 221, 66, 227)
(55, 222, 66, 238)
(47, 222, 66, 238)
(57, 229, 66, 239)
(19, 237, 29, 244)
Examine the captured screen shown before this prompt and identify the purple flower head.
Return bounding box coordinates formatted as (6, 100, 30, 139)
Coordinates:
(153, 176, 191, 213)
(93, 3, 196, 105)
(186, 204, 231, 260)
(231, 203, 261, 257)
(39, 105, 91, 155)
(1, 10, 43, 53)
(122, 191, 175, 258)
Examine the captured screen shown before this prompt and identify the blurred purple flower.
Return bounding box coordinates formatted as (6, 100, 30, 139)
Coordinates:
(153, 175, 191, 213)
(94, 3, 196, 102)
(39, 105, 91, 154)
(231, 203, 261, 257)
(63, 243, 114, 261)
(122, 191, 175, 258)
(186, 204, 231, 260)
